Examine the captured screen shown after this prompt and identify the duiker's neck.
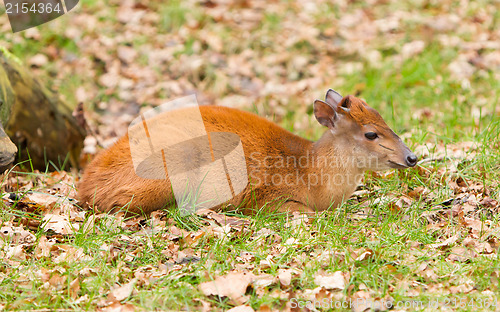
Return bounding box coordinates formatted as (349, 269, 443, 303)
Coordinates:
(304, 130, 364, 210)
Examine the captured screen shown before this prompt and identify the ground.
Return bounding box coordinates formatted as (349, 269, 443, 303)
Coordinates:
(0, 0, 499, 311)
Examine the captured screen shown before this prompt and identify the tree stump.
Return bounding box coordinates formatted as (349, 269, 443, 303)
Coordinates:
(0, 47, 86, 170)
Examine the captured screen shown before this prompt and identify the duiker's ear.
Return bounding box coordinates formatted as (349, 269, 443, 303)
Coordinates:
(314, 99, 337, 129)
(325, 89, 343, 107)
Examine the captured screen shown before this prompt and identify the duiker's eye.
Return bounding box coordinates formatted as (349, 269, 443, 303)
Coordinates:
(364, 132, 378, 140)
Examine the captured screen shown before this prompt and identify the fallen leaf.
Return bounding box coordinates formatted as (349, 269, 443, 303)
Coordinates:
(278, 269, 292, 287)
(446, 246, 476, 262)
(199, 271, 255, 304)
(449, 284, 474, 294)
(109, 279, 137, 302)
(313, 271, 345, 290)
(252, 274, 276, 288)
(102, 302, 137, 312)
(0, 224, 36, 244)
(29, 54, 49, 67)
(351, 290, 372, 312)
(42, 214, 78, 234)
(429, 233, 460, 249)
(227, 305, 255, 312)
(34, 236, 56, 259)
(70, 278, 81, 299)
(355, 249, 375, 262)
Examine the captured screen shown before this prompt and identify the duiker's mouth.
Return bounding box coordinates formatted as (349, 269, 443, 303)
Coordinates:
(387, 160, 409, 169)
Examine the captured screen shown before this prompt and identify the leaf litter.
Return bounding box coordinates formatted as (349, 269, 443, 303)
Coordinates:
(0, 0, 499, 310)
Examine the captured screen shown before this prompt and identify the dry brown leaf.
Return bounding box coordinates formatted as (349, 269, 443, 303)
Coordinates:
(102, 302, 137, 312)
(237, 251, 255, 263)
(0, 224, 36, 244)
(256, 304, 273, 312)
(117, 46, 138, 64)
(259, 255, 275, 269)
(29, 54, 48, 67)
(419, 267, 439, 281)
(175, 249, 200, 264)
(284, 211, 309, 230)
(2, 245, 26, 261)
(462, 217, 487, 236)
(24, 193, 59, 207)
(42, 214, 78, 234)
(109, 279, 137, 302)
(46, 171, 79, 198)
(213, 224, 232, 239)
(429, 233, 460, 249)
(401, 40, 425, 59)
(69, 278, 81, 299)
(199, 271, 255, 304)
(34, 236, 56, 259)
(480, 197, 498, 208)
(449, 284, 474, 294)
(446, 246, 477, 262)
(55, 245, 91, 263)
(82, 215, 97, 234)
(197, 209, 250, 229)
(277, 269, 292, 287)
(313, 271, 345, 290)
(48, 272, 67, 290)
(252, 274, 276, 288)
(227, 305, 255, 312)
(74, 294, 90, 305)
(355, 249, 375, 262)
(463, 237, 494, 254)
(194, 298, 212, 312)
(351, 290, 372, 312)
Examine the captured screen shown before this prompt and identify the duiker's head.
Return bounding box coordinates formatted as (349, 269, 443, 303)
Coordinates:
(314, 89, 417, 171)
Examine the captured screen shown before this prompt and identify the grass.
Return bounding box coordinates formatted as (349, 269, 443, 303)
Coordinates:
(0, 0, 500, 311)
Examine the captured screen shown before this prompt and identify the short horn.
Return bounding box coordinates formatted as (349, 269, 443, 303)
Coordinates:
(340, 107, 350, 114)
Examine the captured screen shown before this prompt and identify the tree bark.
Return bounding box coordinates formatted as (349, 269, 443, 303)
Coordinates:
(0, 47, 86, 170)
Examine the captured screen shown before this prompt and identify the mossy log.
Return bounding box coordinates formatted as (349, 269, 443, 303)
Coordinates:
(0, 47, 86, 170)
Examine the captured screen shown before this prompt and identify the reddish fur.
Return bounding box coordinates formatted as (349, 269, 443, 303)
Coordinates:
(340, 95, 400, 141)
(79, 106, 315, 214)
(341, 95, 387, 126)
(79, 96, 412, 215)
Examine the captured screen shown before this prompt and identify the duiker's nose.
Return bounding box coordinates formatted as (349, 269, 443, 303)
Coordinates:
(406, 153, 418, 167)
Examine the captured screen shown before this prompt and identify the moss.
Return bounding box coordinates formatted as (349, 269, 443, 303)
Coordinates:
(0, 46, 23, 66)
